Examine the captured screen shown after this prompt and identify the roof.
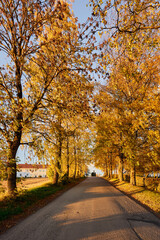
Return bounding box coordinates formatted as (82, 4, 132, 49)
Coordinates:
(18, 164, 48, 169)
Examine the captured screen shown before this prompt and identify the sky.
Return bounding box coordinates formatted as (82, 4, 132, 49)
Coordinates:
(72, 0, 92, 22)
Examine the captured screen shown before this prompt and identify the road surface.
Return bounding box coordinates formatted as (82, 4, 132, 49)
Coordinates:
(0, 177, 160, 240)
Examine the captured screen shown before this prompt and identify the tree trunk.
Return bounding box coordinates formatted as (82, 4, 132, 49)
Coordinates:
(130, 132, 137, 186)
(7, 158, 17, 195)
(130, 163, 136, 185)
(53, 155, 61, 185)
(110, 151, 113, 178)
(118, 154, 124, 182)
(108, 152, 111, 178)
(53, 169, 59, 185)
(66, 136, 69, 179)
(119, 133, 124, 182)
(53, 129, 62, 185)
(77, 152, 80, 177)
(7, 60, 23, 194)
(7, 129, 22, 195)
(108, 167, 111, 178)
(73, 145, 77, 179)
(109, 165, 112, 178)
(105, 158, 108, 177)
(143, 177, 146, 187)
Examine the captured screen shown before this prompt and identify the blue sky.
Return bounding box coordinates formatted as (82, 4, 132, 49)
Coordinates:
(72, 0, 91, 22)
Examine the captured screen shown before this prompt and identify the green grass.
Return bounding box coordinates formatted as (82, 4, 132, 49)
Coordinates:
(105, 177, 160, 216)
(0, 178, 84, 222)
(0, 183, 61, 221)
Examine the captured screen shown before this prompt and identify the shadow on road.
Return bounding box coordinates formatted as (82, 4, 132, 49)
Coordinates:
(1, 177, 160, 240)
(39, 177, 160, 240)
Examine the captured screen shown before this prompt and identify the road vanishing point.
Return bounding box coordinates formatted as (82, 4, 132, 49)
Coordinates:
(0, 177, 160, 240)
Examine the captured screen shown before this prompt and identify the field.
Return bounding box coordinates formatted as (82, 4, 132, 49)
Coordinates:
(0, 178, 51, 197)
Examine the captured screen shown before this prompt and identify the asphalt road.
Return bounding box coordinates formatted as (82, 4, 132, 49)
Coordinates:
(1, 177, 160, 240)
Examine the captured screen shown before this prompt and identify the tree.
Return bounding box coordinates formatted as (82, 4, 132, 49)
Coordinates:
(94, 23, 159, 184)
(0, 0, 85, 194)
(88, 0, 159, 35)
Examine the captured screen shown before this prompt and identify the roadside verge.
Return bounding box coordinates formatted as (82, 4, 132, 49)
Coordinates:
(104, 177, 160, 219)
(0, 177, 85, 234)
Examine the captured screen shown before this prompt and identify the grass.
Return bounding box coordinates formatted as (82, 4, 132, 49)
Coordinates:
(105, 177, 160, 217)
(0, 178, 85, 222)
(0, 177, 51, 196)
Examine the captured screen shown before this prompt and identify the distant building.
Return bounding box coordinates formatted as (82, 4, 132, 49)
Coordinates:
(17, 164, 47, 178)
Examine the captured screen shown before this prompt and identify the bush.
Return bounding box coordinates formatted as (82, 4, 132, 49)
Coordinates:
(60, 174, 70, 185)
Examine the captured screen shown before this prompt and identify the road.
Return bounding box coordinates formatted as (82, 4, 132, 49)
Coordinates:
(0, 177, 160, 240)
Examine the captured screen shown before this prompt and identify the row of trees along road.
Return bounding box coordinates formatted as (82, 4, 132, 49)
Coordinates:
(0, 0, 96, 195)
(0, 0, 160, 195)
(90, 0, 160, 185)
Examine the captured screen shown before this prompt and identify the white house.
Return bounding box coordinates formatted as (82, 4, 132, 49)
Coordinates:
(17, 164, 47, 178)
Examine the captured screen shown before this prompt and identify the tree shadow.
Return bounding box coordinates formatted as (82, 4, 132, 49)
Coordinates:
(1, 177, 160, 240)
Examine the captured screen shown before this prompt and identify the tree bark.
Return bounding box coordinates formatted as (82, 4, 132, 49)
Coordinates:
(73, 144, 77, 179)
(7, 125, 22, 194)
(118, 154, 124, 182)
(110, 151, 113, 178)
(130, 163, 136, 185)
(53, 169, 59, 185)
(105, 159, 108, 177)
(53, 126, 62, 185)
(66, 135, 69, 179)
(7, 159, 17, 195)
(6, 52, 23, 194)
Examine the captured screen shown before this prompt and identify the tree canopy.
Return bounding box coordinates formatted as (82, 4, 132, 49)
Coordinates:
(0, 0, 159, 194)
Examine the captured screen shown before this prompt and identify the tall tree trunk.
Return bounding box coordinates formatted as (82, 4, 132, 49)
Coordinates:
(109, 165, 112, 178)
(118, 133, 124, 182)
(118, 153, 124, 182)
(66, 135, 69, 179)
(105, 158, 108, 177)
(130, 162, 136, 185)
(73, 144, 77, 179)
(53, 129, 62, 185)
(53, 154, 61, 185)
(7, 127, 22, 195)
(108, 152, 111, 178)
(77, 152, 80, 177)
(53, 169, 59, 185)
(7, 155, 17, 195)
(110, 151, 113, 178)
(130, 131, 137, 186)
(7, 60, 23, 194)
